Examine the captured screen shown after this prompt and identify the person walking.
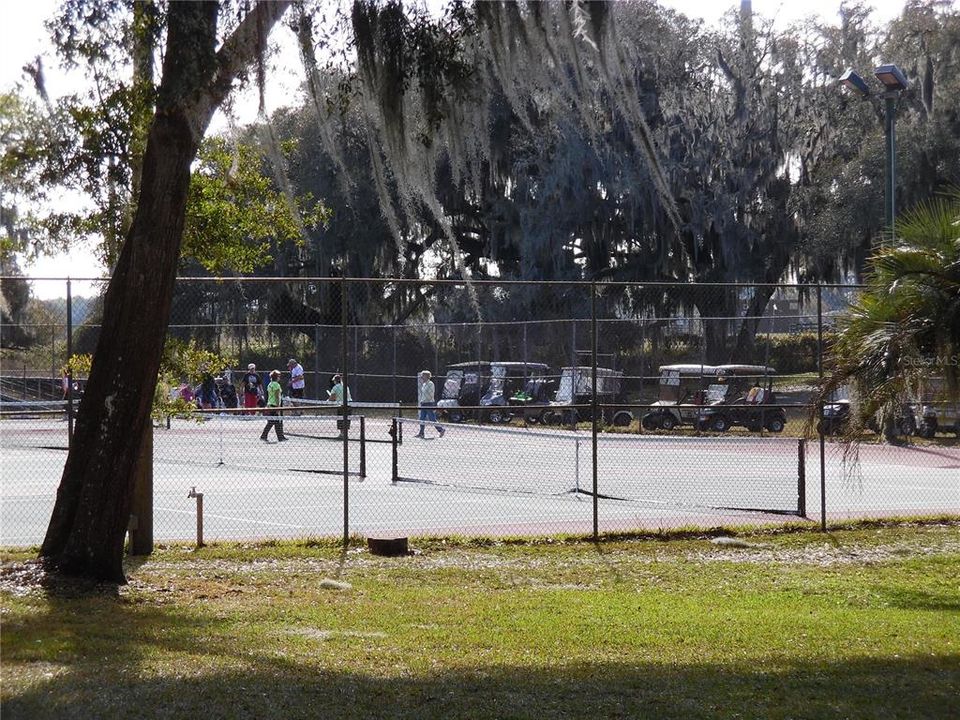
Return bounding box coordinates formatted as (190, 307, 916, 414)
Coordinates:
(242, 363, 261, 415)
(328, 374, 353, 438)
(260, 370, 287, 442)
(287, 358, 305, 399)
(416, 370, 445, 438)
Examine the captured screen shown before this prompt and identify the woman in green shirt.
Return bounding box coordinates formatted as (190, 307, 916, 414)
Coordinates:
(260, 370, 287, 442)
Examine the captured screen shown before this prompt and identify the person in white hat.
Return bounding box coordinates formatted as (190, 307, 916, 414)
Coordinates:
(242, 362, 261, 415)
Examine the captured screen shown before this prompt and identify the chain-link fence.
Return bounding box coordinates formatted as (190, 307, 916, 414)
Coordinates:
(1, 277, 957, 547)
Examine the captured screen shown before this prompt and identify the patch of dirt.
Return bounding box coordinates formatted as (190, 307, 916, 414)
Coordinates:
(283, 627, 387, 641)
(0, 560, 120, 598)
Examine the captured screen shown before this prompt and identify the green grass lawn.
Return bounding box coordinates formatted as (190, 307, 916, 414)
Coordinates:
(2, 523, 959, 719)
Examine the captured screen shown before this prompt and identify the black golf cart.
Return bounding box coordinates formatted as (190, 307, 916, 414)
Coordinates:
(695, 365, 787, 433)
(507, 374, 557, 423)
(541, 366, 633, 427)
(480, 362, 551, 423)
(437, 362, 489, 423)
(437, 361, 552, 423)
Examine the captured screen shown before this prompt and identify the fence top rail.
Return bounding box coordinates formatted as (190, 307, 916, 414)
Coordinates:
(6, 276, 867, 291)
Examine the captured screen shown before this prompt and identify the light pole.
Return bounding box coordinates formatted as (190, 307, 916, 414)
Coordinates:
(838, 64, 909, 234)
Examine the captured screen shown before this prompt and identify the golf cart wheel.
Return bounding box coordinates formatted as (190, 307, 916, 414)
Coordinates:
(765, 417, 785, 433)
(488, 408, 505, 424)
(641, 414, 659, 431)
(448, 411, 463, 424)
(612, 411, 633, 427)
(710, 415, 729, 433)
(541, 410, 559, 426)
(526, 412, 540, 425)
(660, 413, 676, 431)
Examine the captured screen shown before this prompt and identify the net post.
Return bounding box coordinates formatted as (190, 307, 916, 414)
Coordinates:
(360, 415, 367, 478)
(391, 418, 399, 483)
(574, 438, 580, 494)
(797, 438, 806, 517)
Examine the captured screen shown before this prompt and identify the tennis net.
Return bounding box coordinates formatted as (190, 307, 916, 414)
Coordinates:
(391, 418, 805, 515)
(0, 401, 71, 451)
(153, 406, 367, 478)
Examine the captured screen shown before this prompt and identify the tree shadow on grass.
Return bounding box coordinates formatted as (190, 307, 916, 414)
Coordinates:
(2, 558, 958, 720)
(3, 601, 958, 720)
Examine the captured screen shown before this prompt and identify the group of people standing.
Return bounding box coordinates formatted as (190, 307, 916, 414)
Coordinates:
(239, 362, 445, 442)
(240, 359, 305, 412)
(245, 358, 304, 442)
(247, 359, 354, 442)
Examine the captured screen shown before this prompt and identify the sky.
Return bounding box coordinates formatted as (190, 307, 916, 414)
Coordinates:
(1, 0, 919, 298)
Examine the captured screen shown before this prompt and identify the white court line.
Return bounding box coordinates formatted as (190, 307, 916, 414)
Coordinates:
(156, 506, 318, 530)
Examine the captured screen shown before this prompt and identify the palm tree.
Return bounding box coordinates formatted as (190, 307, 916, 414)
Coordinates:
(819, 189, 960, 441)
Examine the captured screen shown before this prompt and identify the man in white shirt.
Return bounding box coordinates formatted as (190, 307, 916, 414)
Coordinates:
(287, 358, 305, 399)
(416, 370, 445, 438)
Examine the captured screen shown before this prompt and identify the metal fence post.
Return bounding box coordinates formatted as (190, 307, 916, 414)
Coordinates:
(391, 418, 399, 483)
(314, 323, 322, 399)
(341, 276, 350, 549)
(392, 323, 398, 404)
(591, 281, 598, 541)
(817, 284, 827, 531)
(798, 438, 806, 517)
(359, 415, 367, 478)
(66, 278, 74, 446)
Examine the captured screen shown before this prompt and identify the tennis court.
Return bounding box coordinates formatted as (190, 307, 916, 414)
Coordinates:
(1, 406, 958, 546)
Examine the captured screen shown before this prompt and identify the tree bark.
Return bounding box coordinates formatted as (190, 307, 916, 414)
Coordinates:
(40, 0, 290, 582)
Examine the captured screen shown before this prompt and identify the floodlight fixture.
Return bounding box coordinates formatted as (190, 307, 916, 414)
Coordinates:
(838, 69, 870, 96)
(874, 64, 909, 92)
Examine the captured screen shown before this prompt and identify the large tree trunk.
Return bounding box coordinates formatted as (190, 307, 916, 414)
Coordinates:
(40, 1, 290, 582)
(733, 284, 777, 363)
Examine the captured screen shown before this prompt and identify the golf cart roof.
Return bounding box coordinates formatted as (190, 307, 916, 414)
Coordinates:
(715, 364, 776, 375)
(445, 361, 490, 370)
(658, 364, 720, 375)
(560, 366, 620, 374)
(445, 361, 549, 371)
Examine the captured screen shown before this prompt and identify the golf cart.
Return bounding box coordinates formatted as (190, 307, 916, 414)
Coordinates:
(437, 361, 490, 423)
(818, 387, 851, 436)
(695, 365, 787, 433)
(641, 364, 719, 431)
(541, 366, 632, 426)
(437, 361, 552, 423)
(817, 386, 925, 438)
(507, 374, 557, 423)
(480, 362, 551, 423)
